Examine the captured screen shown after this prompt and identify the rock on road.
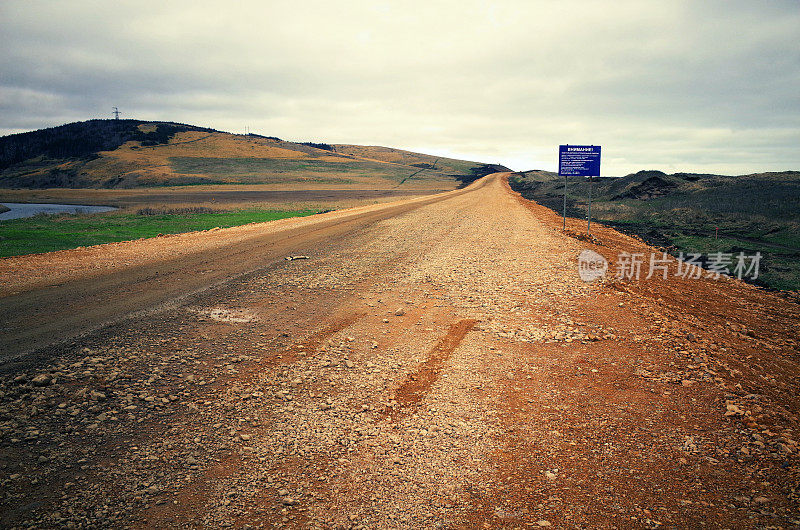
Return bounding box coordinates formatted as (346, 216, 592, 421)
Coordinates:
(1, 174, 799, 528)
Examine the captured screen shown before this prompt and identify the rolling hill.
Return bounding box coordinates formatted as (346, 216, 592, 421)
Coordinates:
(0, 120, 501, 190)
(510, 169, 800, 291)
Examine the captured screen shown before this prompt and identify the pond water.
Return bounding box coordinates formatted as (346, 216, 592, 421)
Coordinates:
(0, 203, 118, 221)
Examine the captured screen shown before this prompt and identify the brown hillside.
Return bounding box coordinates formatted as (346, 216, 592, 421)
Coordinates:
(0, 121, 485, 190)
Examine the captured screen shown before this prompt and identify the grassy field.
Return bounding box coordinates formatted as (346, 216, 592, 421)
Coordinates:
(0, 207, 322, 258)
(509, 170, 800, 291)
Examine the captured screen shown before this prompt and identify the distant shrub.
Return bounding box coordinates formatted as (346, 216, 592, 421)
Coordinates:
(301, 142, 334, 151)
(247, 133, 282, 141)
(133, 124, 191, 146)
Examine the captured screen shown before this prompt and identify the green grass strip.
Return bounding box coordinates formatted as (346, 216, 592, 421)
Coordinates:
(0, 208, 322, 258)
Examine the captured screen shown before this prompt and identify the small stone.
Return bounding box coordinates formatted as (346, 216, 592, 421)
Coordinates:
(31, 374, 53, 387)
(537, 521, 552, 527)
(394, 308, 406, 316)
(282, 496, 298, 506)
(344, 360, 355, 369)
(240, 434, 252, 441)
(725, 403, 744, 416)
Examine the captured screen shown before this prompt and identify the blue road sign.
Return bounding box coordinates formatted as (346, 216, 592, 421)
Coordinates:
(559, 145, 601, 177)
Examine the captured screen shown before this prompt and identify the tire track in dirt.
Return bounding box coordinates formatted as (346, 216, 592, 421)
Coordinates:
(383, 319, 478, 421)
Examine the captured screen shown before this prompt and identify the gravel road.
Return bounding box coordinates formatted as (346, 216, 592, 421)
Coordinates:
(1, 174, 799, 528)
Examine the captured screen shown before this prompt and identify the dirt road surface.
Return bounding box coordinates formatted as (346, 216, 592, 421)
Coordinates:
(1, 174, 799, 528)
(0, 184, 481, 363)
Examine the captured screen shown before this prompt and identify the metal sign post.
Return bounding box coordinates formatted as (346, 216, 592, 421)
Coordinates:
(558, 145, 601, 234)
(587, 175, 593, 233)
(563, 174, 567, 231)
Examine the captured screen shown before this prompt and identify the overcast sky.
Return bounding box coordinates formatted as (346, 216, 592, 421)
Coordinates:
(1, 1, 798, 175)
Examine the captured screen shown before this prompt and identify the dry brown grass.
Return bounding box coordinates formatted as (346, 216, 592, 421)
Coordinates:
(55, 132, 465, 190)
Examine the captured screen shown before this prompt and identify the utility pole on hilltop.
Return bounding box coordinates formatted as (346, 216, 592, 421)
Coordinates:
(112, 107, 120, 120)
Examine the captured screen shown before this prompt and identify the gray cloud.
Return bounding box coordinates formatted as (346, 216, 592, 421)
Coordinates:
(1, 0, 798, 175)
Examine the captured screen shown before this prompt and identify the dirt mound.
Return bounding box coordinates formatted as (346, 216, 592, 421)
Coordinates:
(614, 175, 679, 200)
